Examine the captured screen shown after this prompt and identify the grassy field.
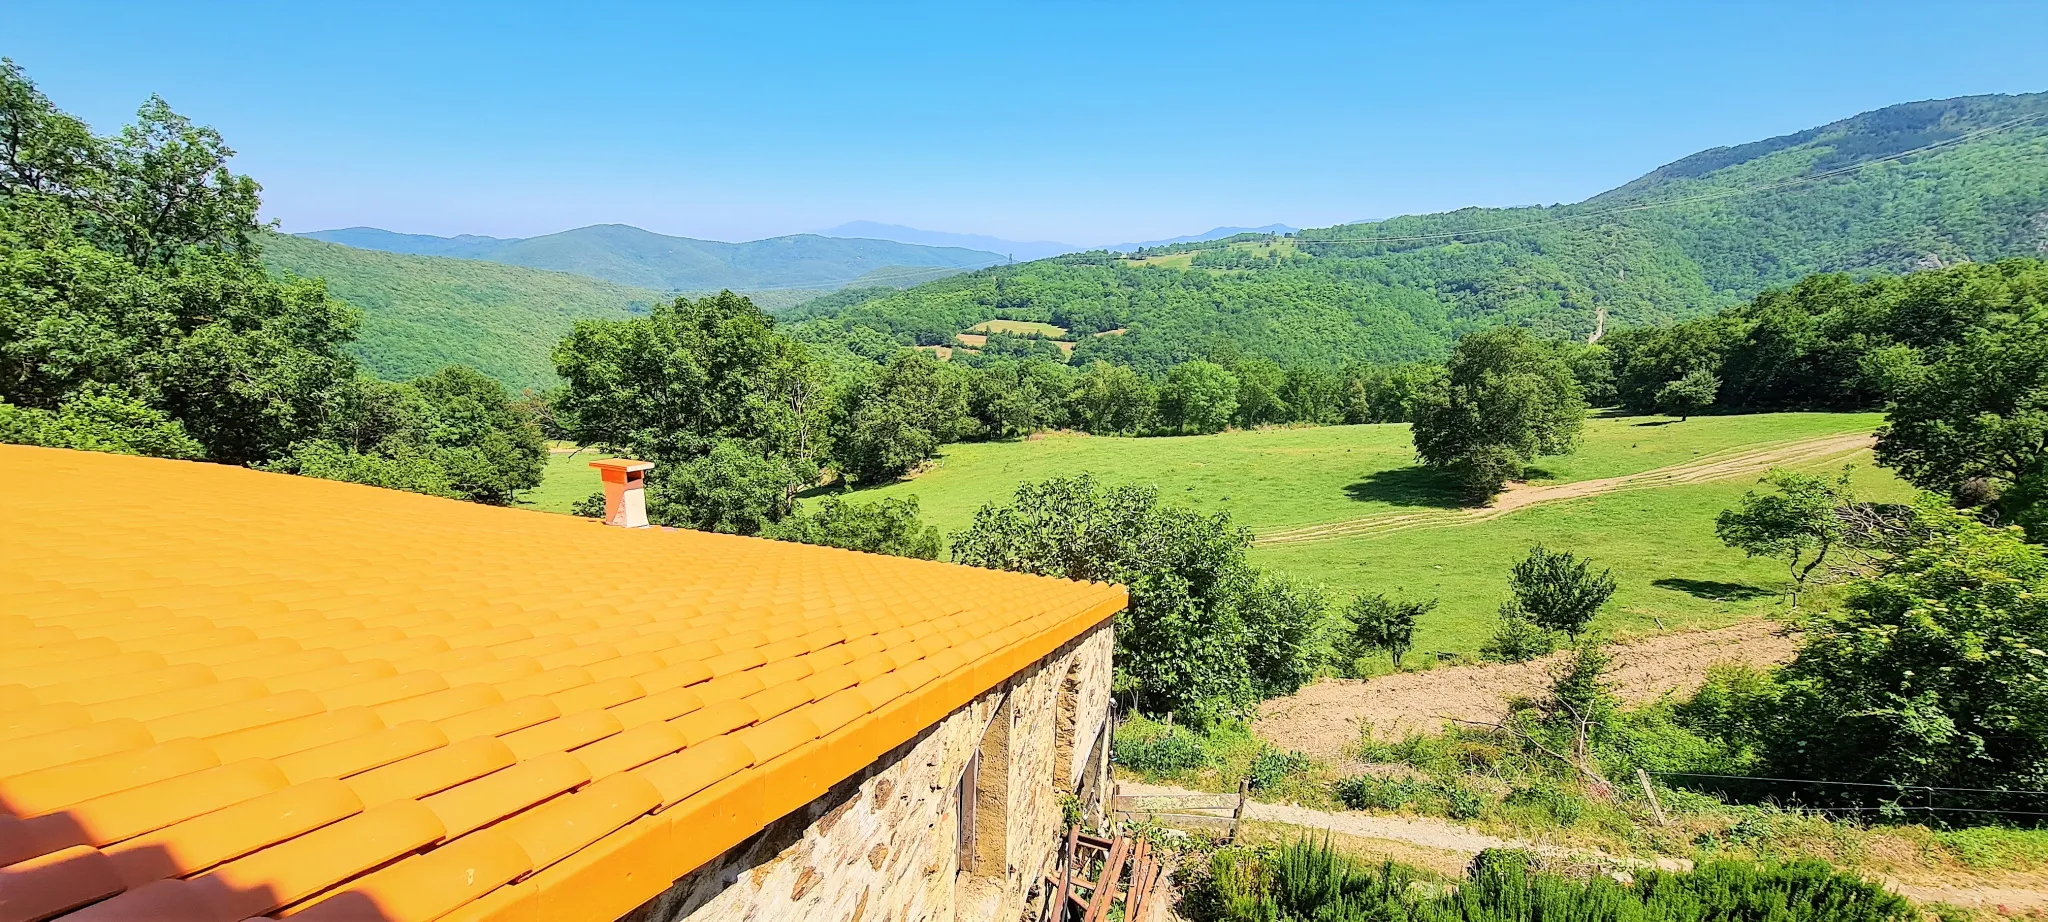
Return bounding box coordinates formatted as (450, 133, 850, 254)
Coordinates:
(967, 319, 1069, 338)
(840, 412, 1909, 653)
(517, 448, 616, 514)
(520, 413, 1913, 654)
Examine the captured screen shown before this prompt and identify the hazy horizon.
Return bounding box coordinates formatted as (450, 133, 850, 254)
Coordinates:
(13, 1, 2048, 243)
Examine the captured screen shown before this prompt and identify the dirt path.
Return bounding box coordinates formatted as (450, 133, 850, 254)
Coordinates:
(1117, 781, 2046, 911)
(1255, 622, 1798, 757)
(1255, 433, 1873, 546)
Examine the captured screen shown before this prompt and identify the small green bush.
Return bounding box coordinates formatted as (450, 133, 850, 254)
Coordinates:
(1193, 838, 1917, 922)
(1247, 747, 1314, 792)
(1333, 775, 1422, 811)
(1113, 722, 1208, 775)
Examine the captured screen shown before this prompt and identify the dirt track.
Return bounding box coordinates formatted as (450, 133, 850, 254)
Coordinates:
(1254, 622, 1798, 757)
(1255, 433, 1874, 546)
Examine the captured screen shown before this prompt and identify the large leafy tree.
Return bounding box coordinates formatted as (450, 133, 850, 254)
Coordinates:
(829, 349, 973, 484)
(1068, 360, 1154, 435)
(1156, 359, 1239, 435)
(1411, 327, 1586, 500)
(1877, 308, 2048, 542)
(1765, 499, 2048, 795)
(552, 291, 823, 531)
(951, 474, 1287, 721)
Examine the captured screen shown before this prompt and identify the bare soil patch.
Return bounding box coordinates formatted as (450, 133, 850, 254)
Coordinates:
(1255, 622, 1798, 758)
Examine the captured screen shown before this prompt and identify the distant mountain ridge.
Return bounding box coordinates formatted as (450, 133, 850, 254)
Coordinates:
(811, 221, 1305, 258)
(814, 222, 1078, 261)
(791, 91, 2048, 373)
(1102, 224, 1298, 252)
(298, 224, 1004, 292)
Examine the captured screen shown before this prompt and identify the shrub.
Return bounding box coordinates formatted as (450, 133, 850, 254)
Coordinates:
(1195, 838, 1916, 922)
(1333, 775, 1422, 811)
(1480, 603, 1556, 663)
(1112, 721, 1208, 776)
(1246, 747, 1315, 792)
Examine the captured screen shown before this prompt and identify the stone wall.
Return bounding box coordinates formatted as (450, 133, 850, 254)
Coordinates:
(623, 618, 1114, 922)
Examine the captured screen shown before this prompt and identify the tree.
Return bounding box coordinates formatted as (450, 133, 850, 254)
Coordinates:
(1715, 468, 1855, 603)
(1227, 356, 1287, 428)
(1338, 593, 1434, 671)
(1156, 360, 1239, 435)
(1238, 573, 1329, 699)
(267, 366, 546, 505)
(1068, 361, 1154, 435)
(1411, 328, 1586, 501)
(1876, 309, 2048, 541)
(1506, 544, 1616, 640)
(830, 350, 973, 484)
(759, 495, 943, 559)
(552, 291, 822, 531)
(1654, 369, 1719, 421)
(950, 474, 1274, 721)
(1763, 498, 2048, 795)
(0, 59, 528, 500)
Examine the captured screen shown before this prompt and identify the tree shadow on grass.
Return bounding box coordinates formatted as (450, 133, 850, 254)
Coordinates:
(1651, 577, 1777, 602)
(1342, 466, 1469, 509)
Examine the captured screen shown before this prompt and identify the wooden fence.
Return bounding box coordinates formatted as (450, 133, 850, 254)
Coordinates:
(1109, 780, 1250, 840)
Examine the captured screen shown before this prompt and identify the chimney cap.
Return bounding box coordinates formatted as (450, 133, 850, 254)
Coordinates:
(589, 459, 655, 473)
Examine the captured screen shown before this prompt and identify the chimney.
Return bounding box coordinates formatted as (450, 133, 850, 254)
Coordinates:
(589, 459, 655, 528)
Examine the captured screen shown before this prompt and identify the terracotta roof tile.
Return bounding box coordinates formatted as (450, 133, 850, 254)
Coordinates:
(1, 445, 1123, 922)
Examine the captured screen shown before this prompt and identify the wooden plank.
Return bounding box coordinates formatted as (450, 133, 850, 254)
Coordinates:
(1113, 794, 1239, 810)
(1229, 778, 1249, 841)
(1082, 836, 1129, 922)
(1048, 824, 1079, 922)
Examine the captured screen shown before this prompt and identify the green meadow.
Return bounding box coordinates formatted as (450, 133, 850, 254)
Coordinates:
(524, 412, 1913, 653)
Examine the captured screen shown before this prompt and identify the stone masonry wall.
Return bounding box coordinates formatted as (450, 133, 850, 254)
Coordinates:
(623, 618, 1114, 922)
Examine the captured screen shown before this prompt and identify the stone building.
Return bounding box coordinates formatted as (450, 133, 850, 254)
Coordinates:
(0, 445, 1123, 922)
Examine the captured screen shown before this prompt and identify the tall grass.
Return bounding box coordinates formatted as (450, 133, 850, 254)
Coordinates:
(1192, 838, 1915, 922)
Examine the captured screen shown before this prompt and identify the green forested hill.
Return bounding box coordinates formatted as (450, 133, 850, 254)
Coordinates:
(261, 234, 662, 390)
(789, 92, 2048, 371)
(300, 224, 1004, 291)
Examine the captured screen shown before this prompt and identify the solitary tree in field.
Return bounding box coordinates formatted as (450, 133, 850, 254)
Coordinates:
(1411, 328, 1587, 501)
(1506, 544, 1616, 640)
(1715, 467, 1855, 604)
(1340, 593, 1434, 671)
(1655, 368, 1720, 421)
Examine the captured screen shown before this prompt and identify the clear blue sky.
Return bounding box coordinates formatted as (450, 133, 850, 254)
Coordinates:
(12, 1, 2048, 244)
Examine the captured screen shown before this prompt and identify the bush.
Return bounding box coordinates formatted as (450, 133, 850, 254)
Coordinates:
(1113, 720, 1208, 776)
(1193, 838, 1916, 922)
(1246, 747, 1314, 792)
(1333, 775, 1422, 811)
(1479, 604, 1556, 663)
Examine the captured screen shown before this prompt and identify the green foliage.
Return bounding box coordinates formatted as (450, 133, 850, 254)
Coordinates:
(1716, 468, 1858, 602)
(551, 291, 822, 533)
(1337, 593, 1433, 671)
(1412, 328, 1587, 500)
(951, 474, 1315, 720)
(1506, 544, 1616, 640)
(1192, 838, 1914, 922)
(1656, 368, 1721, 420)
(1158, 360, 1240, 435)
(1246, 747, 1315, 792)
(965, 358, 1071, 439)
(259, 233, 663, 392)
(1762, 498, 2048, 796)
(303, 223, 999, 292)
(1067, 360, 1155, 435)
(0, 59, 519, 510)
(1236, 573, 1331, 700)
(1480, 604, 1558, 663)
(830, 350, 973, 484)
(270, 366, 546, 505)
(1112, 718, 1210, 775)
(758, 495, 942, 559)
(794, 95, 2048, 385)
(1877, 300, 2048, 540)
(0, 389, 203, 459)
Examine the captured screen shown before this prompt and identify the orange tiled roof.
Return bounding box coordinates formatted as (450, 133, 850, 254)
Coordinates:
(0, 446, 1125, 922)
